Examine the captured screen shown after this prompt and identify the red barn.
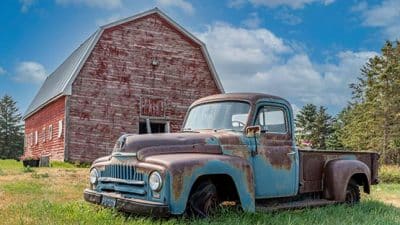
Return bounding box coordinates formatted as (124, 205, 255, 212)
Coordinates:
(23, 8, 223, 163)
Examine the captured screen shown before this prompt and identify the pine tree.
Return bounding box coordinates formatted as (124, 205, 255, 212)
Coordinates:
(313, 106, 332, 149)
(343, 41, 400, 164)
(295, 104, 317, 147)
(0, 95, 24, 159)
(295, 104, 333, 149)
(326, 108, 347, 150)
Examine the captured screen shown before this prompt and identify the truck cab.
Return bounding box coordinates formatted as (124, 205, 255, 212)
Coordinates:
(84, 93, 379, 217)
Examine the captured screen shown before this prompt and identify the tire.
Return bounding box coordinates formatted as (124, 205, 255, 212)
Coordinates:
(345, 180, 360, 204)
(186, 180, 219, 218)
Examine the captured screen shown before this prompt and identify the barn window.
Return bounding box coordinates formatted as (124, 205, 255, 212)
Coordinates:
(58, 120, 63, 138)
(49, 125, 53, 140)
(34, 131, 38, 145)
(139, 119, 170, 134)
(42, 127, 46, 143)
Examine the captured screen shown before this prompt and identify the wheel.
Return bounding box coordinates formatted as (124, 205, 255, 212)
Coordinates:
(186, 180, 219, 217)
(345, 180, 360, 204)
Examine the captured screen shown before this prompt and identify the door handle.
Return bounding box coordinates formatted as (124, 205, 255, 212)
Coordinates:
(287, 151, 296, 155)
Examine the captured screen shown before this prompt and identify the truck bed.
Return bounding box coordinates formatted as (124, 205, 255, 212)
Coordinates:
(298, 149, 379, 194)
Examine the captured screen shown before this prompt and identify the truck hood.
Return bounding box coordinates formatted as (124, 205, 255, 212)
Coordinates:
(117, 131, 244, 161)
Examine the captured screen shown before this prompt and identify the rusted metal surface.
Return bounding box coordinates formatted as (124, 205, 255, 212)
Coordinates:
(122, 133, 219, 153)
(258, 133, 293, 170)
(323, 159, 371, 201)
(298, 150, 379, 194)
(136, 144, 222, 161)
(85, 92, 379, 216)
(144, 153, 255, 213)
(190, 93, 289, 107)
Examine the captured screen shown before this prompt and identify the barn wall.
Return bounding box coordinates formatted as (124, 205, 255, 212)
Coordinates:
(67, 14, 221, 162)
(24, 96, 66, 161)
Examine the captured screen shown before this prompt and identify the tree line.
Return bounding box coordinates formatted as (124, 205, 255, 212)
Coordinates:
(296, 41, 400, 165)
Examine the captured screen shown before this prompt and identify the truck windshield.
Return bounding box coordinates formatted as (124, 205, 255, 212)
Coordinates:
(184, 101, 250, 131)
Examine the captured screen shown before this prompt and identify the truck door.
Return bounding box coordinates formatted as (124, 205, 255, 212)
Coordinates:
(252, 104, 298, 198)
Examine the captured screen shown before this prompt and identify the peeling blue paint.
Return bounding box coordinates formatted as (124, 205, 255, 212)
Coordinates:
(168, 159, 255, 214)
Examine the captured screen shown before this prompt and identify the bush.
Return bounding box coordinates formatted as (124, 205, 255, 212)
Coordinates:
(379, 165, 400, 183)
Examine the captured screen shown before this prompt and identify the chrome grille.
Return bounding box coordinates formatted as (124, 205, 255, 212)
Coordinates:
(98, 164, 146, 196)
(100, 164, 144, 181)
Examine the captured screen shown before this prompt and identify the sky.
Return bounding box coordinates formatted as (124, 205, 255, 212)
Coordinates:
(0, 0, 399, 117)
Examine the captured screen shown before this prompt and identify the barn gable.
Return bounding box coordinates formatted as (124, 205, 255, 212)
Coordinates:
(23, 7, 223, 120)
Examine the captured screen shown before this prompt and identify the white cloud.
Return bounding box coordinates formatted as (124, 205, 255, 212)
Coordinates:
(242, 12, 262, 28)
(156, 0, 194, 14)
(55, 0, 122, 9)
(249, 0, 334, 9)
(197, 23, 290, 75)
(0, 66, 6, 75)
(20, 0, 35, 12)
(350, 1, 367, 12)
(197, 23, 377, 110)
(14, 61, 47, 84)
(274, 10, 302, 25)
(356, 0, 400, 39)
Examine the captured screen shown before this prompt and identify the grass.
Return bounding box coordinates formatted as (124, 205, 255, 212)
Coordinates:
(0, 159, 399, 224)
(379, 165, 400, 183)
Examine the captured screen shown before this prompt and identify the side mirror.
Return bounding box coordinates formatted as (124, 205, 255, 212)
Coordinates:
(245, 125, 261, 138)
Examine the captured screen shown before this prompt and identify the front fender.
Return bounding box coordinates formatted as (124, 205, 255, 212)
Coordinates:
(323, 159, 371, 201)
(144, 154, 255, 214)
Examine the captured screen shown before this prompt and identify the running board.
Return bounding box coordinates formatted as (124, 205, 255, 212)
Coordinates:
(256, 199, 338, 212)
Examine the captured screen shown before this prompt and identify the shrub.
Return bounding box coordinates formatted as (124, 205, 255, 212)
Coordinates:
(379, 165, 400, 183)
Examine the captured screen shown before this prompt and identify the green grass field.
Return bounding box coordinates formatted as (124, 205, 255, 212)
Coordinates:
(0, 160, 399, 225)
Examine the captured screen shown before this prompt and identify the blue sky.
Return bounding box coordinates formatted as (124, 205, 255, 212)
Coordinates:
(0, 0, 398, 117)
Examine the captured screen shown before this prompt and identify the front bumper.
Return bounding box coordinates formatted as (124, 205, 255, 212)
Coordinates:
(83, 189, 170, 217)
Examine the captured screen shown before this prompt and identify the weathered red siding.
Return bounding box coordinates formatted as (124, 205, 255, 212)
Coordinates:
(67, 14, 221, 162)
(24, 96, 66, 161)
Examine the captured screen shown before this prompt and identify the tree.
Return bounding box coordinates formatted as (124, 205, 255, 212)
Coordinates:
(295, 104, 333, 149)
(313, 106, 332, 149)
(342, 41, 400, 164)
(326, 108, 348, 150)
(0, 95, 24, 159)
(295, 104, 317, 147)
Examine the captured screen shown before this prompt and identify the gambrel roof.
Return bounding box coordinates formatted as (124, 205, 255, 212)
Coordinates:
(23, 8, 224, 119)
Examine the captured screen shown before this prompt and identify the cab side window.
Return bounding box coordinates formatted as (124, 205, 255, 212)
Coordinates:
(255, 106, 287, 133)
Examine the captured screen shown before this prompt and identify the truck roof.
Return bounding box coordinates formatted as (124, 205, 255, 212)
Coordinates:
(191, 92, 290, 106)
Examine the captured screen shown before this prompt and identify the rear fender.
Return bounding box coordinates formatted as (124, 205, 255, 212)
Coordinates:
(323, 159, 371, 201)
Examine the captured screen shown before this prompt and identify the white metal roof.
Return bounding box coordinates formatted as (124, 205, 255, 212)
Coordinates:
(23, 8, 224, 120)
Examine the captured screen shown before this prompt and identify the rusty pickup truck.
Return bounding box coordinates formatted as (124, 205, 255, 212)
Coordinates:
(84, 93, 379, 217)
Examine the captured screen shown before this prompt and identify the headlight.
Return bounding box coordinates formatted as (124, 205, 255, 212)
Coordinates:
(149, 171, 163, 191)
(90, 168, 99, 185)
